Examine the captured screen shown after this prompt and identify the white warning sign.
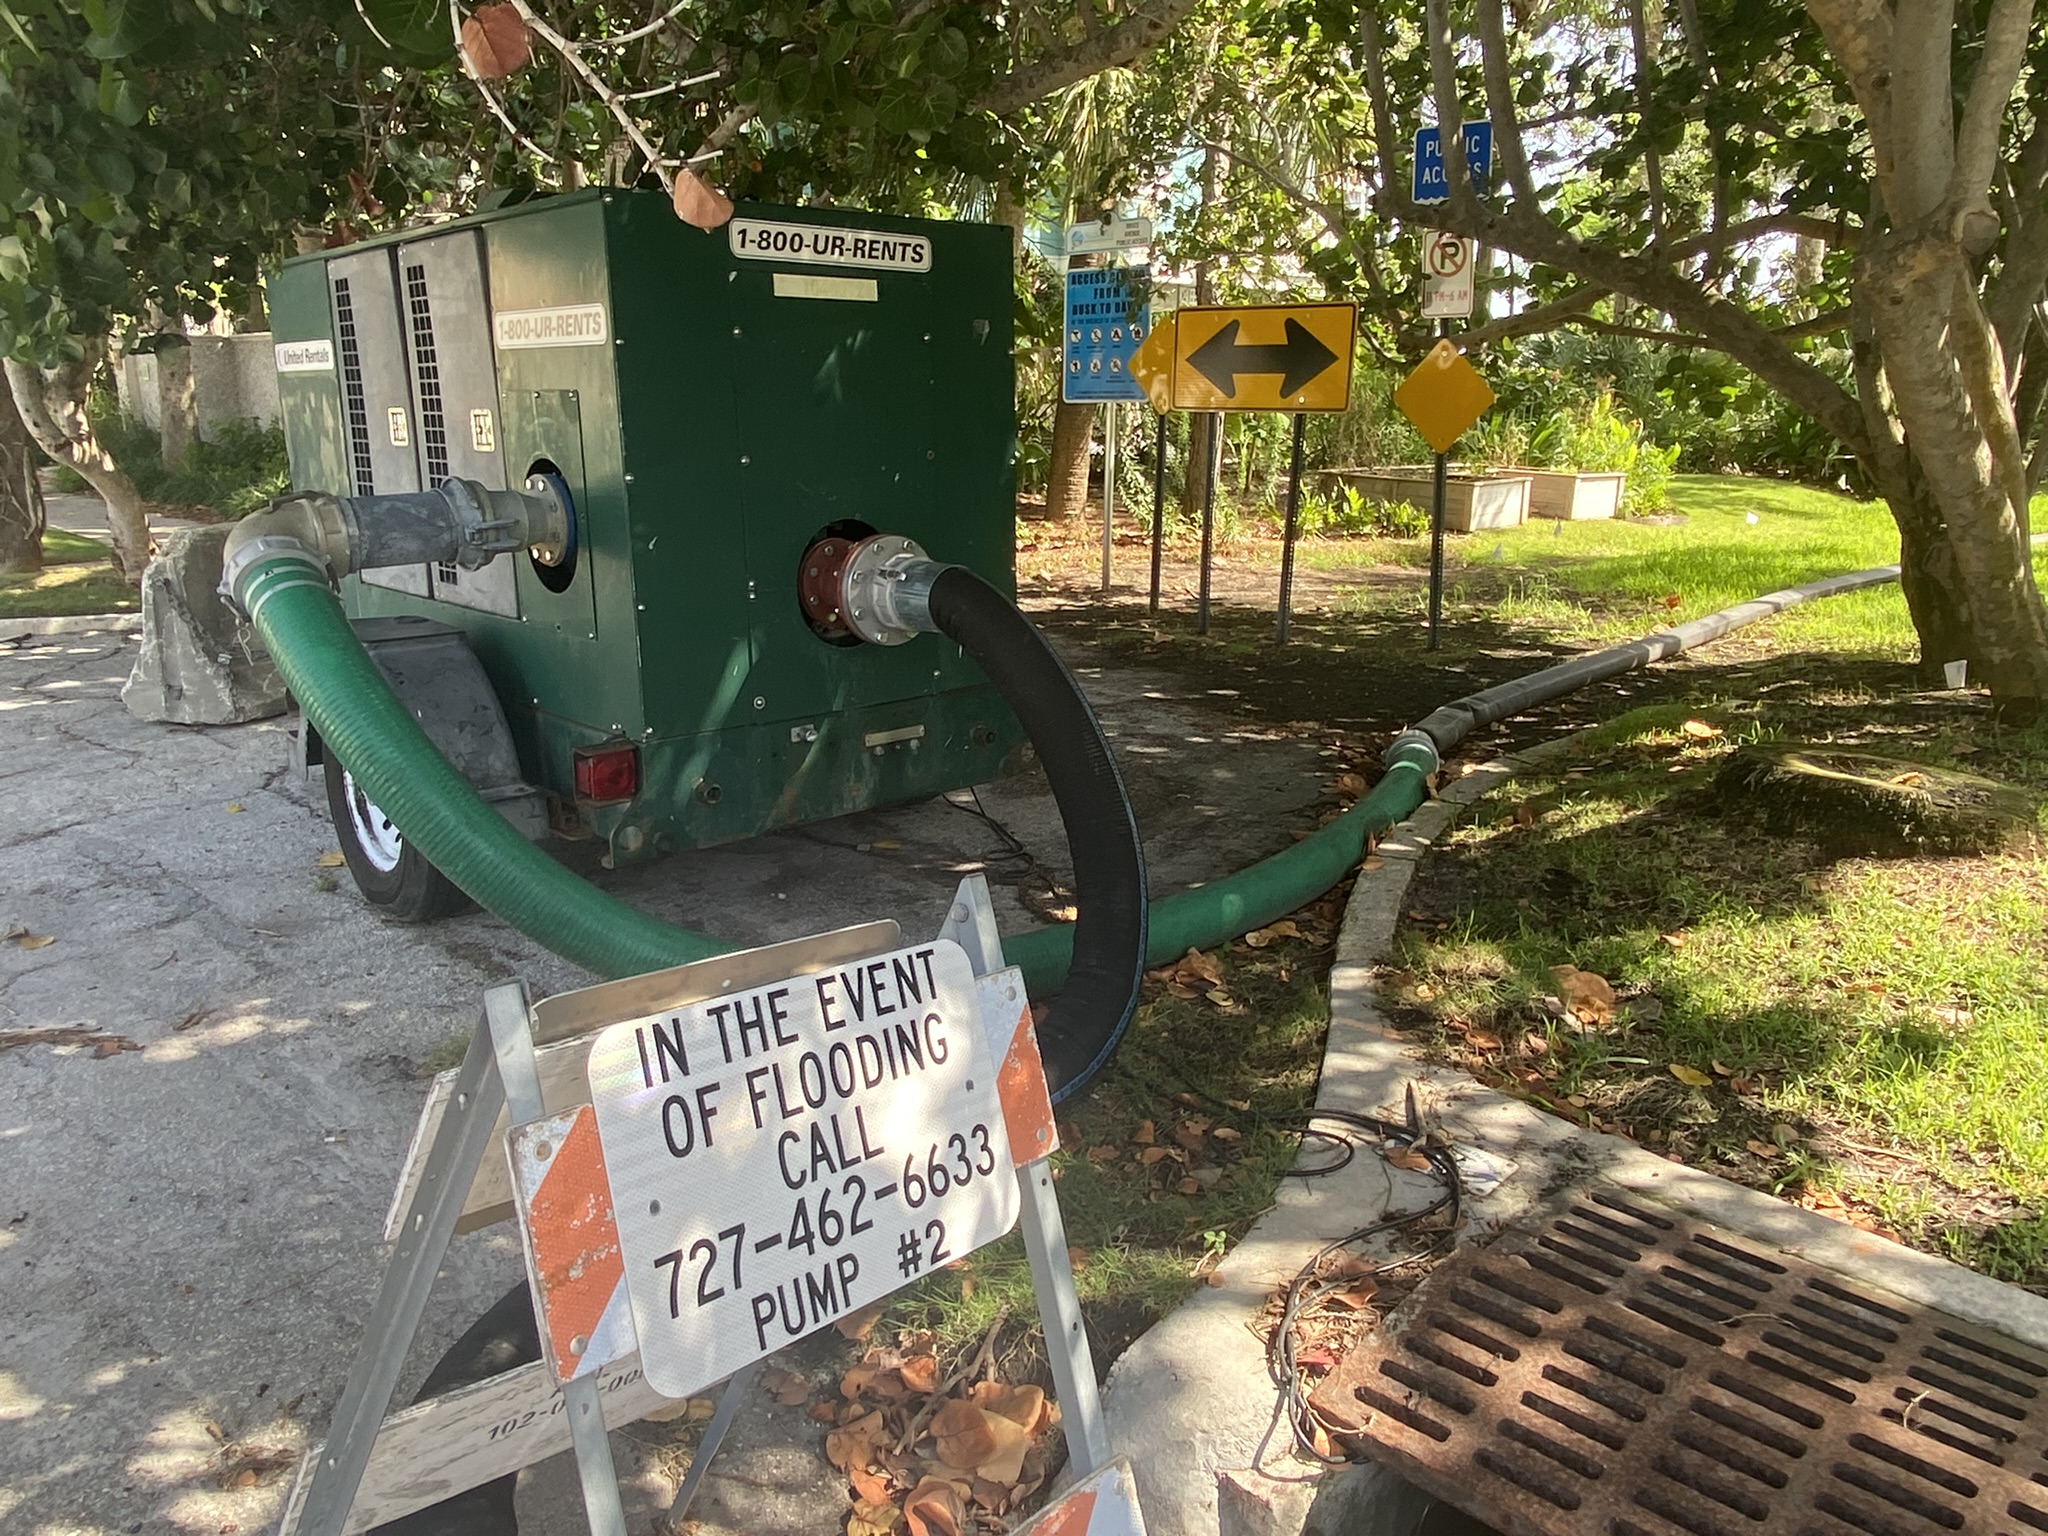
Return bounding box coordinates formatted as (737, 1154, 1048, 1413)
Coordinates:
(585, 939, 1019, 1400)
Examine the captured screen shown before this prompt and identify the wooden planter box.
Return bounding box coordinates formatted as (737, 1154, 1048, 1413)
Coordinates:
(1320, 467, 1530, 532)
(1513, 467, 1626, 520)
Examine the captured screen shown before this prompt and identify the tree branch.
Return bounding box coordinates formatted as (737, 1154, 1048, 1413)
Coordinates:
(1457, 285, 1608, 347)
(1355, 1, 1403, 195)
(1422, 0, 1480, 216)
(501, 0, 670, 187)
(1951, 0, 2034, 211)
(1472, 0, 1537, 205)
(1377, 183, 1873, 457)
(973, 0, 1199, 116)
(1987, 87, 2048, 369)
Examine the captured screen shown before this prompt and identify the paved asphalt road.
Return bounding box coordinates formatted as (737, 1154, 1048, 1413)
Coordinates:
(0, 619, 1330, 1536)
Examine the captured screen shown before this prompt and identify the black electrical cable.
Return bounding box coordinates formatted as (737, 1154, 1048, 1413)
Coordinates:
(1120, 1043, 1465, 1465)
(925, 566, 1148, 1102)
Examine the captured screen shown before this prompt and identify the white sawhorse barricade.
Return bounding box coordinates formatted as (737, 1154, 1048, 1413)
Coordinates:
(279, 876, 1142, 1536)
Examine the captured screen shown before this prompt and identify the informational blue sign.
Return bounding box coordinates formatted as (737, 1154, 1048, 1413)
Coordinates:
(1412, 122, 1493, 204)
(1063, 265, 1150, 404)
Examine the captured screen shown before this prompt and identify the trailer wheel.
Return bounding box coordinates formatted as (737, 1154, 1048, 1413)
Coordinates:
(325, 757, 474, 921)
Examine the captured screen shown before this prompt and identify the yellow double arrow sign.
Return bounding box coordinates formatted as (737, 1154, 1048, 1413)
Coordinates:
(1130, 302, 1357, 414)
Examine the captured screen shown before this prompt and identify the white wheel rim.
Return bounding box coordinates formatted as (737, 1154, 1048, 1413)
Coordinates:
(342, 769, 404, 873)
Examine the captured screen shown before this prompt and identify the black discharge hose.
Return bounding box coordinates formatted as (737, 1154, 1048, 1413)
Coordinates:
(924, 566, 1149, 1102)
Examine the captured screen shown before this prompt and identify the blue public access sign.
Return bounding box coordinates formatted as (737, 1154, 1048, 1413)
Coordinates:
(1063, 265, 1151, 404)
(1412, 122, 1493, 204)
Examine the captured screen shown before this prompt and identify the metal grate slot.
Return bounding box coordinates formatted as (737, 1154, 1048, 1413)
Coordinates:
(1690, 1393, 1812, 1457)
(1801, 1294, 1904, 1344)
(1651, 1446, 1774, 1519)
(1746, 1347, 1861, 1402)
(403, 262, 450, 486)
(2011, 1497, 2048, 1530)
(1827, 1460, 1966, 1528)
(1474, 1442, 1584, 1510)
(1311, 1181, 2048, 1536)
(1909, 1366, 2030, 1419)
(1541, 1360, 1649, 1421)
(1628, 1295, 1730, 1347)
(1538, 1231, 1628, 1276)
(1521, 1387, 1628, 1449)
(1845, 1432, 1979, 1497)
(1761, 1330, 1877, 1383)
(1672, 1422, 1793, 1488)
(1921, 1348, 2041, 1400)
(1519, 1248, 1611, 1294)
(332, 277, 375, 496)
(1660, 1264, 1763, 1310)
(1586, 1312, 1691, 1368)
(1556, 1216, 1646, 1261)
(1937, 1330, 2048, 1380)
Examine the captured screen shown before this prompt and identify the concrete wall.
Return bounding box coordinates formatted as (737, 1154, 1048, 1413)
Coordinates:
(117, 335, 281, 437)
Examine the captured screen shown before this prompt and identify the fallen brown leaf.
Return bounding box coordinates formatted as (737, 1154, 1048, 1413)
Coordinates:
(972, 1407, 1030, 1483)
(1382, 1146, 1432, 1173)
(1681, 719, 1723, 740)
(1551, 965, 1616, 1025)
(1131, 1119, 1156, 1145)
(904, 1475, 969, 1536)
(968, 1381, 1049, 1435)
(848, 1465, 893, 1505)
(760, 1365, 810, 1406)
(1668, 1063, 1713, 1087)
(898, 1354, 938, 1394)
(826, 1409, 886, 1470)
(930, 1399, 997, 1470)
(846, 1497, 903, 1536)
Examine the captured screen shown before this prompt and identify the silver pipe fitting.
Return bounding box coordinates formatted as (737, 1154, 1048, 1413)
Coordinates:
(838, 535, 950, 646)
(220, 476, 576, 614)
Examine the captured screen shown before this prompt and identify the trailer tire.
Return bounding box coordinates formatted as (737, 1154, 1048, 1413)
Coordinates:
(326, 755, 474, 922)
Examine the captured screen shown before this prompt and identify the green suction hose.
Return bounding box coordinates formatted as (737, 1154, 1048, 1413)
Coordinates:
(234, 538, 1901, 1009)
(999, 739, 1436, 995)
(238, 555, 736, 980)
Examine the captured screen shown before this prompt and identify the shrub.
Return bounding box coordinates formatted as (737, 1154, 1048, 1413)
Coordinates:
(1529, 392, 1677, 514)
(52, 384, 290, 518)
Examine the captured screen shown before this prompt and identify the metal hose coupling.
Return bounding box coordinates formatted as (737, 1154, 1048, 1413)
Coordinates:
(834, 535, 955, 646)
(220, 476, 576, 616)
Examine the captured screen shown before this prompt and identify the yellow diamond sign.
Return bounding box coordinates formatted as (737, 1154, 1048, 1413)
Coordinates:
(1393, 340, 1494, 454)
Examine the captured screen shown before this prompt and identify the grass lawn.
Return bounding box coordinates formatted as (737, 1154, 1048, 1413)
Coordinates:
(1388, 693, 2048, 1287)
(0, 527, 138, 619)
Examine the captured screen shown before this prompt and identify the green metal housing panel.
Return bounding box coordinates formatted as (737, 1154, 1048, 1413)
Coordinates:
(272, 190, 1024, 864)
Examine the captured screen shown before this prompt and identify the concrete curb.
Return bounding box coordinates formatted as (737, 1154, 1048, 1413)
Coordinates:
(0, 611, 141, 642)
(1099, 728, 2048, 1536)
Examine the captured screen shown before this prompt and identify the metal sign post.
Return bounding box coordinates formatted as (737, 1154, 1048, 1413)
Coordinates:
(1148, 411, 1167, 614)
(1276, 412, 1308, 644)
(1197, 415, 1221, 636)
(1102, 401, 1118, 593)
(1131, 303, 1357, 642)
(1392, 338, 1497, 654)
(278, 880, 1110, 1536)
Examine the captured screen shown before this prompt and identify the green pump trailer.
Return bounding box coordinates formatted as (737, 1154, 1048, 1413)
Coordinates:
(265, 189, 1029, 915)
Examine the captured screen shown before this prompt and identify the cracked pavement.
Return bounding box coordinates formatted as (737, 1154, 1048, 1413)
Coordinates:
(0, 620, 1332, 1536)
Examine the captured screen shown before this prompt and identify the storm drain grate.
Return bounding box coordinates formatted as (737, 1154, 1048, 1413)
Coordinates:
(1312, 1182, 2048, 1536)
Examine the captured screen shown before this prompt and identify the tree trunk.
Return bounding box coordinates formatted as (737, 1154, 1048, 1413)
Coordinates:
(1046, 245, 1097, 522)
(1181, 142, 1223, 522)
(1046, 397, 1096, 521)
(156, 337, 198, 470)
(5, 350, 152, 581)
(0, 380, 45, 574)
(1864, 237, 2048, 719)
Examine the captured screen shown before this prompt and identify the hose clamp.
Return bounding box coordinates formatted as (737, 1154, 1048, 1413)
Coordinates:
(219, 537, 331, 616)
(1382, 728, 1442, 772)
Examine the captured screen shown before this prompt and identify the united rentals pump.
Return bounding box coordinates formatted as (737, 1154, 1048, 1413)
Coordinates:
(261, 189, 1031, 914)
(234, 190, 1147, 1099)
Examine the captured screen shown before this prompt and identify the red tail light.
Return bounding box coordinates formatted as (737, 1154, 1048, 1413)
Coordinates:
(572, 740, 639, 804)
